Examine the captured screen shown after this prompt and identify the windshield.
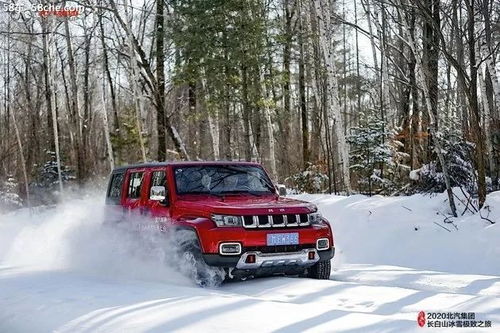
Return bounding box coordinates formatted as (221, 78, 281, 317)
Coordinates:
(174, 165, 275, 195)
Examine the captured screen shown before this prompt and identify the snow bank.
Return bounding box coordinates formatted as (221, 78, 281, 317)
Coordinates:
(296, 190, 500, 276)
(1, 190, 498, 280)
(0, 193, 190, 285)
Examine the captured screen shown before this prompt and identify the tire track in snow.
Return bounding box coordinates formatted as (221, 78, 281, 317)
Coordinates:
(0, 266, 498, 332)
(332, 264, 500, 297)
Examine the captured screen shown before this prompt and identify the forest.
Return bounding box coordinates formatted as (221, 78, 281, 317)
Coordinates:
(0, 0, 499, 216)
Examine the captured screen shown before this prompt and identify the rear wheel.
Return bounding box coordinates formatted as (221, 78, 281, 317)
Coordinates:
(307, 260, 331, 279)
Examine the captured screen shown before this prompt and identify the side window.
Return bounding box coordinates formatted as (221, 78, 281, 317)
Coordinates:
(107, 173, 124, 204)
(127, 172, 144, 199)
(150, 171, 166, 189)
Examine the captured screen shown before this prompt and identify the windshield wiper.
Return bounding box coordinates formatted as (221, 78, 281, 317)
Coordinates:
(219, 190, 262, 197)
(180, 191, 225, 199)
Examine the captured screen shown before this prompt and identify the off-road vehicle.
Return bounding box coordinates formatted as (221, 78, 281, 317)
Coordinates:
(105, 161, 335, 285)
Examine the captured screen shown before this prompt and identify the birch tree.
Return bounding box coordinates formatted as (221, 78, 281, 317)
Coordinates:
(313, 0, 352, 193)
(45, 16, 64, 194)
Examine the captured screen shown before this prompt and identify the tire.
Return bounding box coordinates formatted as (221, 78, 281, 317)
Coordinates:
(175, 230, 225, 287)
(307, 260, 331, 279)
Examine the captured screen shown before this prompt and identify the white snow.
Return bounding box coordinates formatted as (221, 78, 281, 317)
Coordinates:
(1, 190, 499, 332)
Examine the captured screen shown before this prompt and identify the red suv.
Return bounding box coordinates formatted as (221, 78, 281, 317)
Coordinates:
(105, 161, 334, 286)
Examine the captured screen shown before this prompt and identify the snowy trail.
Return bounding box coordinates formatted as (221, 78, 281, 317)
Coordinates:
(1, 191, 500, 332)
(0, 265, 498, 332)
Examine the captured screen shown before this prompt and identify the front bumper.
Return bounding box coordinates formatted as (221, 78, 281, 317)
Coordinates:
(236, 248, 319, 269)
(203, 247, 335, 268)
(193, 220, 334, 254)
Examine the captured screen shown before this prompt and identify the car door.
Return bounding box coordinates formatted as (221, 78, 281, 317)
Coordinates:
(143, 168, 171, 231)
(122, 168, 147, 217)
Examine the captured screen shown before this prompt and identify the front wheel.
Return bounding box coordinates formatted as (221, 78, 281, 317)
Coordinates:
(175, 230, 225, 287)
(181, 249, 225, 287)
(307, 260, 331, 279)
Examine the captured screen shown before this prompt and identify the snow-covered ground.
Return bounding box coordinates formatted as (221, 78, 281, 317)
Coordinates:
(1, 191, 499, 332)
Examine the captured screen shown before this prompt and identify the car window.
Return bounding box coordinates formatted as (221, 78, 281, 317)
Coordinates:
(107, 173, 124, 204)
(174, 165, 274, 194)
(150, 171, 167, 198)
(127, 172, 144, 198)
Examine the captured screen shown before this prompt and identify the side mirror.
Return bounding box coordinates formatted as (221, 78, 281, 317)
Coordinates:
(150, 186, 167, 202)
(277, 184, 287, 196)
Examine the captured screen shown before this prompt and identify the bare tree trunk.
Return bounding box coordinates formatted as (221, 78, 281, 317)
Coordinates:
(83, 31, 92, 174)
(40, 24, 55, 154)
(452, 0, 468, 137)
(479, 65, 496, 189)
(396, 0, 457, 216)
(354, 0, 361, 127)
(46, 22, 64, 194)
(380, 1, 391, 129)
(420, 58, 458, 217)
(155, 0, 167, 161)
(261, 53, 277, 176)
(298, 4, 309, 168)
(310, 7, 335, 192)
(281, 0, 295, 175)
(263, 104, 277, 177)
(196, 81, 210, 160)
(313, 0, 351, 193)
(478, 5, 500, 112)
(11, 101, 29, 207)
(241, 65, 252, 161)
(3, 15, 12, 175)
(465, 0, 486, 207)
(124, 4, 147, 163)
(101, 60, 115, 170)
(98, 3, 121, 158)
(64, 18, 86, 183)
(208, 112, 220, 160)
(422, 0, 441, 161)
(361, 0, 380, 86)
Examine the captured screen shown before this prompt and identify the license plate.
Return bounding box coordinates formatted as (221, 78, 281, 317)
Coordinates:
(267, 233, 299, 246)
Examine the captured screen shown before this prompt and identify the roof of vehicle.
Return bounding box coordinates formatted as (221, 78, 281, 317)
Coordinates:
(111, 160, 262, 172)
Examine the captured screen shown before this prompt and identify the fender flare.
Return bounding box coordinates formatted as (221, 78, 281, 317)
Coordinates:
(171, 217, 213, 252)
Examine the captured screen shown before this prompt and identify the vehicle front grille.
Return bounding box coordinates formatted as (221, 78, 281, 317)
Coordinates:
(244, 244, 314, 253)
(242, 214, 310, 228)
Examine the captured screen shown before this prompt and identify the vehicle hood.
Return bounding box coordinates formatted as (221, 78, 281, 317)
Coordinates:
(173, 195, 317, 218)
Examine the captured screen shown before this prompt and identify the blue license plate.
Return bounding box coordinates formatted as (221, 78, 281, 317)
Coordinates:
(267, 233, 299, 246)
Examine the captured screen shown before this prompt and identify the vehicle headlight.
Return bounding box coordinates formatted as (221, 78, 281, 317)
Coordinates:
(211, 214, 243, 227)
(308, 212, 323, 224)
